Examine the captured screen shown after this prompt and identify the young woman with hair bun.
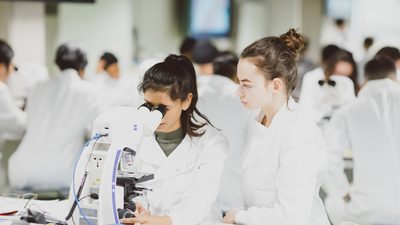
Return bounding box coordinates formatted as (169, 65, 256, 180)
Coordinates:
(222, 29, 330, 225)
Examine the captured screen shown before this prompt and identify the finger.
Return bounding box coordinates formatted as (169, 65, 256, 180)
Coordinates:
(121, 216, 146, 224)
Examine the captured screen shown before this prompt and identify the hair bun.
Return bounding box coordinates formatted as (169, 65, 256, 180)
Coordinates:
(164, 54, 196, 76)
(279, 28, 305, 57)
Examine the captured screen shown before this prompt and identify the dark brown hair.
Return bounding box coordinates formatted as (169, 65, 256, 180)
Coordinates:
(323, 49, 359, 94)
(365, 56, 396, 81)
(240, 28, 305, 96)
(138, 54, 212, 137)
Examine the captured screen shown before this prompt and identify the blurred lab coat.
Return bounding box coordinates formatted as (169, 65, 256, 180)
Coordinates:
(7, 63, 48, 108)
(0, 80, 26, 186)
(197, 75, 250, 211)
(324, 79, 400, 225)
(235, 98, 330, 225)
(8, 69, 103, 190)
(0, 81, 26, 147)
(133, 125, 228, 225)
(299, 69, 356, 133)
(91, 72, 141, 108)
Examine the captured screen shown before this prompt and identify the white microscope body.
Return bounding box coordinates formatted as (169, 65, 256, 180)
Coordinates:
(67, 104, 164, 225)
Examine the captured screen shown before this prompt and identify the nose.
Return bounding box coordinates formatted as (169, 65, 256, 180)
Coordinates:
(236, 86, 244, 98)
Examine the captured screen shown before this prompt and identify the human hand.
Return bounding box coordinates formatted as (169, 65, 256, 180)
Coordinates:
(134, 201, 150, 216)
(121, 214, 172, 225)
(223, 210, 237, 224)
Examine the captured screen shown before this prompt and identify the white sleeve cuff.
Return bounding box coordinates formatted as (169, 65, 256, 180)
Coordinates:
(236, 210, 252, 225)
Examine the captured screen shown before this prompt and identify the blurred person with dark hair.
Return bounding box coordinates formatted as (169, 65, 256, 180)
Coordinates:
(96, 52, 119, 79)
(179, 36, 197, 61)
(375, 46, 400, 80)
(8, 42, 104, 193)
(192, 39, 219, 76)
(213, 51, 239, 84)
(324, 56, 400, 225)
(0, 40, 26, 186)
(323, 49, 359, 93)
(299, 48, 358, 133)
(91, 52, 140, 108)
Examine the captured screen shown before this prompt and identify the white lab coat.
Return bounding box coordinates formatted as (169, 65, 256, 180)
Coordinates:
(324, 79, 400, 225)
(0, 81, 26, 148)
(7, 63, 49, 108)
(90, 72, 141, 108)
(235, 98, 330, 225)
(197, 75, 249, 211)
(8, 69, 103, 190)
(0, 81, 26, 186)
(299, 68, 356, 133)
(133, 125, 228, 225)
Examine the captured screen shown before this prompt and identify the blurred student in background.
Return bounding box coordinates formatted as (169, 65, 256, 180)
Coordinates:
(324, 56, 400, 225)
(0, 40, 26, 186)
(375, 46, 400, 81)
(213, 51, 239, 84)
(91, 52, 140, 108)
(299, 48, 358, 133)
(8, 42, 103, 195)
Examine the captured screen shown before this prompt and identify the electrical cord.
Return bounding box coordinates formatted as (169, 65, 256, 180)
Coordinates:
(65, 133, 108, 225)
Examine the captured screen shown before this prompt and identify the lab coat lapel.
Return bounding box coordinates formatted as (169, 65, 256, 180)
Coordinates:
(156, 135, 196, 180)
(138, 135, 167, 168)
(242, 100, 296, 170)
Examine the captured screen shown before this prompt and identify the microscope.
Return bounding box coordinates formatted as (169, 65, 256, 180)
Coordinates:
(65, 103, 165, 225)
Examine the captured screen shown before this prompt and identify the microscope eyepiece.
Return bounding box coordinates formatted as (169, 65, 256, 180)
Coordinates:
(138, 102, 153, 111)
(152, 104, 167, 117)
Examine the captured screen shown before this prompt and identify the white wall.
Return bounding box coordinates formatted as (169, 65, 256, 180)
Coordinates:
(267, 0, 302, 36)
(132, 0, 181, 59)
(0, 1, 46, 66)
(0, 2, 12, 40)
(302, 0, 323, 62)
(235, 0, 269, 53)
(350, 0, 400, 52)
(57, 0, 134, 77)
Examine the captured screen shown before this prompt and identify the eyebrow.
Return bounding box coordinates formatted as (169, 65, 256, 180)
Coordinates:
(240, 79, 253, 83)
(144, 99, 172, 108)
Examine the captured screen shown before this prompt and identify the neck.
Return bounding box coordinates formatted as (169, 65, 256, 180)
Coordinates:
(0, 75, 6, 83)
(199, 63, 214, 75)
(261, 94, 287, 127)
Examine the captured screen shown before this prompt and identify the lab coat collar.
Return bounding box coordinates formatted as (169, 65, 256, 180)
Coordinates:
(57, 69, 82, 82)
(254, 97, 298, 131)
(243, 98, 297, 169)
(0, 80, 7, 89)
(358, 78, 396, 98)
(139, 134, 196, 180)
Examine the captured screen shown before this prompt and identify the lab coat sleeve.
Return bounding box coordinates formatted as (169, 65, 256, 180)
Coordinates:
(236, 129, 326, 225)
(322, 108, 351, 198)
(167, 131, 229, 225)
(0, 87, 26, 137)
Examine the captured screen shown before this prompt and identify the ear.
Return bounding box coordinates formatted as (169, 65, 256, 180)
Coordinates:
(182, 93, 193, 111)
(0, 63, 8, 82)
(78, 68, 85, 78)
(271, 78, 284, 93)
